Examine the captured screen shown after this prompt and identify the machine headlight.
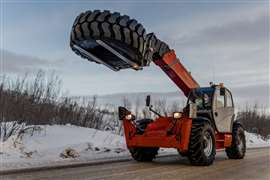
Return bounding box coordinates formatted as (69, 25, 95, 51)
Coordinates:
(125, 114, 135, 120)
(173, 112, 182, 119)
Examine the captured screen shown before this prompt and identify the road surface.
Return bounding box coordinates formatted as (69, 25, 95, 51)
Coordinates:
(1, 148, 269, 180)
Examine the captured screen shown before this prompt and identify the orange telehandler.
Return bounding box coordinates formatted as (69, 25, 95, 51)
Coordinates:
(70, 10, 246, 166)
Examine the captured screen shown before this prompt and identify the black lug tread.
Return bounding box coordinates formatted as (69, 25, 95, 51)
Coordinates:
(188, 121, 216, 166)
(87, 10, 100, 22)
(70, 10, 175, 69)
(74, 24, 83, 41)
(119, 15, 130, 26)
(108, 12, 120, 23)
(101, 22, 111, 38)
(138, 36, 144, 53)
(225, 123, 246, 159)
(132, 32, 139, 49)
(90, 22, 99, 37)
(129, 19, 138, 31)
(73, 12, 84, 27)
(143, 33, 171, 63)
(137, 24, 144, 36)
(70, 10, 155, 69)
(96, 10, 110, 22)
(123, 27, 131, 44)
(112, 24, 122, 41)
(129, 147, 159, 162)
(81, 22, 90, 37)
(79, 11, 90, 23)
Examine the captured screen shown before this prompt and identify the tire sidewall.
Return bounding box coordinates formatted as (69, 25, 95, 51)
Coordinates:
(201, 123, 216, 162)
(225, 123, 246, 159)
(188, 121, 216, 166)
(235, 126, 246, 157)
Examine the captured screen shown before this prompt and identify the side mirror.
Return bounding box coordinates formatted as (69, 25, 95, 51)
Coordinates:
(146, 95, 151, 107)
(220, 87, 225, 96)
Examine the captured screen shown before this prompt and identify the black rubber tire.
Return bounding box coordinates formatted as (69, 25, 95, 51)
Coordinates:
(144, 33, 170, 63)
(70, 10, 147, 67)
(225, 123, 246, 159)
(188, 121, 216, 166)
(129, 147, 159, 162)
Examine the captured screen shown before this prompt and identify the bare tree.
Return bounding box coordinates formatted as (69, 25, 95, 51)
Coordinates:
(122, 96, 131, 109)
(134, 97, 141, 118)
(237, 104, 270, 139)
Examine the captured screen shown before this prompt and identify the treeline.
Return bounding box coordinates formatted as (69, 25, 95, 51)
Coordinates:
(237, 105, 270, 139)
(0, 71, 122, 141)
(0, 71, 105, 127)
(0, 71, 269, 141)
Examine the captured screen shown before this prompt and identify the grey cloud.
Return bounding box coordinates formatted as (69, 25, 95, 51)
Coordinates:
(232, 83, 269, 108)
(164, 12, 269, 90)
(175, 13, 269, 48)
(0, 49, 66, 73)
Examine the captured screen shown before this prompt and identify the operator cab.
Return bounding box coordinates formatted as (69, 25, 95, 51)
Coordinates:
(187, 84, 235, 133)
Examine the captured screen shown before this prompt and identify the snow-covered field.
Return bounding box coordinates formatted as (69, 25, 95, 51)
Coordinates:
(0, 125, 128, 171)
(0, 125, 269, 171)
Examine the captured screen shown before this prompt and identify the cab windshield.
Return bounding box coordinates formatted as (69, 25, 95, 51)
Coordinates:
(187, 87, 214, 110)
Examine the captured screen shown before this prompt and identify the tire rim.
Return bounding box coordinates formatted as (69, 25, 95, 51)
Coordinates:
(237, 134, 244, 153)
(203, 131, 213, 157)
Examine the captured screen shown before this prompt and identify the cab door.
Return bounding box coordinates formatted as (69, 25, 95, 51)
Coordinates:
(212, 87, 234, 133)
(224, 89, 235, 131)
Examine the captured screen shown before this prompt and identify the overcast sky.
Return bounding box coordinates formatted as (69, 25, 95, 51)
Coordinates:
(0, 0, 269, 107)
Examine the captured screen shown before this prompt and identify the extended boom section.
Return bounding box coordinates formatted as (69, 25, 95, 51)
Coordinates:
(153, 50, 199, 97)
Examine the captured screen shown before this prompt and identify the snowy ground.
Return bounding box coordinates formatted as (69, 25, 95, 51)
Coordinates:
(0, 125, 269, 171)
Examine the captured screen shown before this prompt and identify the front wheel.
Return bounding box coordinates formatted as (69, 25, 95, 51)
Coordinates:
(129, 147, 159, 162)
(188, 121, 216, 166)
(225, 122, 246, 159)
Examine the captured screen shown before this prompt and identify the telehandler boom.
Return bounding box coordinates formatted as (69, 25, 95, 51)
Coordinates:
(70, 10, 246, 166)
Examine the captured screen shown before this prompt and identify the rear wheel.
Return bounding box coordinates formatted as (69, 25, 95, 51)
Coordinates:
(144, 33, 170, 63)
(226, 122, 246, 159)
(188, 121, 216, 166)
(129, 147, 159, 162)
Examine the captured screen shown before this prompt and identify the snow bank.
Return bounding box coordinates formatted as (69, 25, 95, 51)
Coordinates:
(245, 131, 270, 148)
(0, 125, 269, 171)
(0, 125, 128, 170)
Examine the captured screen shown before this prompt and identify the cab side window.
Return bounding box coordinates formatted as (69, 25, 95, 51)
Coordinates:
(225, 90, 233, 107)
(216, 89, 225, 108)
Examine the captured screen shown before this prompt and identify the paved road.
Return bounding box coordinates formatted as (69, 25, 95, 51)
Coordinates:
(1, 148, 270, 180)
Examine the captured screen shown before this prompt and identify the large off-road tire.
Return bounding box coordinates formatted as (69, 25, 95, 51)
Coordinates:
(129, 147, 159, 162)
(70, 10, 147, 68)
(188, 121, 216, 166)
(144, 33, 170, 63)
(225, 122, 246, 159)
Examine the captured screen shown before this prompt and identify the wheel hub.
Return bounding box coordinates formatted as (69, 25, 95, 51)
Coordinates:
(203, 131, 213, 157)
